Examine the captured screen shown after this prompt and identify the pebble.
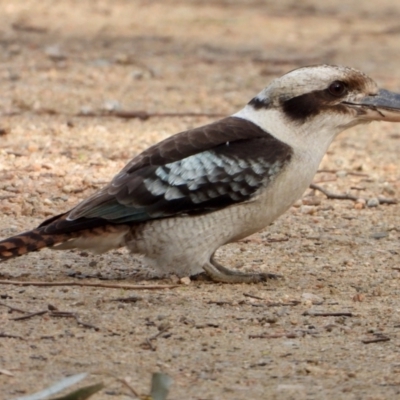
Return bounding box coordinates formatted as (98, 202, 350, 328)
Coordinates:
(262, 313, 278, 324)
(114, 53, 132, 65)
(370, 231, 388, 240)
(101, 100, 121, 112)
(336, 170, 348, 178)
(91, 58, 111, 67)
(44, 45, 66, 61)
(80, 105, 93, 115)
(382, 183, 395, 196)
(302, 196, 321, 206)
(179, 277, 191, 285)
(352, 293, 365, 302)
(354, 198, 366, 209)
(300, 205, 316, 215)
(367, 198, 379, 207)
(301, 292, 324, 305)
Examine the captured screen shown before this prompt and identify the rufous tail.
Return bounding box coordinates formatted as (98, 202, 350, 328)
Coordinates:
(0, 229, 79, 260)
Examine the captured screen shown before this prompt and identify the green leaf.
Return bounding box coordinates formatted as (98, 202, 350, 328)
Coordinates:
(13, 373, 88, 400)
(50, 382, 104, 400)
(149, 373, 172, 400)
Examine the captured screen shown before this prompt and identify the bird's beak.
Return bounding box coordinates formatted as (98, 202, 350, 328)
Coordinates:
(353, 89, 400, 122)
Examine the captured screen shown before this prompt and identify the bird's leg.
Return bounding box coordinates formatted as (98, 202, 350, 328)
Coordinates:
(202, 255, 282, 284)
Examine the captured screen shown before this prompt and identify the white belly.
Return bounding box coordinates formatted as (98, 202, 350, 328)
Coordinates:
(126, 152, 318, 277)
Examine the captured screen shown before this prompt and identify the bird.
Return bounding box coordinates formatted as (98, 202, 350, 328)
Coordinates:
(1, 64, 400, 283)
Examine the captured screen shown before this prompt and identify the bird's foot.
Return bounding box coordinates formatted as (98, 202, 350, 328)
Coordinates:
(203, 257, 282, 284)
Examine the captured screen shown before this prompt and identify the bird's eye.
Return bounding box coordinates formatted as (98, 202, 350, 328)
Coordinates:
(328, 81, 347, 97)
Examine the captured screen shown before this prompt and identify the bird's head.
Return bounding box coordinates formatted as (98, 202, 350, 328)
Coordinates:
(236, 64, 400, 154)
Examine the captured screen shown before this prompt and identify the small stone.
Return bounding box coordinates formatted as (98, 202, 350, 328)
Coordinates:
(131, 68, 154, 80)
(302, 196, 321, 206)
(158, 321, 172, 331)
(370, 231, 388, 240)
(336, 170, 347, 178)
(382, 183, 395, 196)
(372, 287, 382, 296)
(44, 45, 66, 61)
(324, 324, 337, 332)
(101, 100, 121, 112)
(264, 313, 278, 324)
(80, 105, 93, 115)
(179, 276, 191, 285)
(300, 205, 316, 215)
(354, 198, 366, 209)
(62, 185, 77, 193)
(352, 293, 365, 302)
(301, 292, 324, 305)
(367, 198, 379, 207)
(114, 53, 131, 65)
(91, 58, 111, 67)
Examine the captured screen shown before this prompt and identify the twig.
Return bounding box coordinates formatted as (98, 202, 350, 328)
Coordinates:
(310, 183, 397, 204)
(207, 300, 233, 306)
(0, 280, 178, 290)
(303, 311, 352, 317)
(313, 178, 337, 184)
(362, 335, 390, 344)
(249, 331, 305, 339)
(149, 327, 170, 341)
(310, 183, 358, 201)
(347, 172, 370, 177)
(243, 293, 264, 300)
(378, 197, 398, 205)
(316, 169, 369, 177)
(144, 338, 156, 351)
(7, 302, 100, 330)
(266, 301, 301, 307)
(266, 237, 289, 243)
(0, 301, 28, 314)
(0, 195, 17, 200)
(12, 22, 47, 33)
(111, 296, 143, 303)
(50, 310, 100, 331)
(11, 310, 48, 321)
(0, 332, 25, 340)
(249, 333, 285, 339)
(117, 378, 140, 398)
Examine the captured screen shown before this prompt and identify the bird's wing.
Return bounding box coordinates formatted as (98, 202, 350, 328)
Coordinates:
(47, 117, 292, 229)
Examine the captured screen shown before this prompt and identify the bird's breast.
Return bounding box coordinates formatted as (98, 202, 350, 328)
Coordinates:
(226, 151, 320, 242)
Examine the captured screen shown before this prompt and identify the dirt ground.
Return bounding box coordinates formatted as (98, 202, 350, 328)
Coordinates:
(0, 1, 400, 399)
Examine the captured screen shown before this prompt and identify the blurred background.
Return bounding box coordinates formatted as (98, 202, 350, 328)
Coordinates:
(2, 0, 400, 116)
(1, 2, 400, 400)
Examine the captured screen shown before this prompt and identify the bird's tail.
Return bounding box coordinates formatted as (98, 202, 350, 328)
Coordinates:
(0, 228, 80, 261)
(0, 213, 130, 261)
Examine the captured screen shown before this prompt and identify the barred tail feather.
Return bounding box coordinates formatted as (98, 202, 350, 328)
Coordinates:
(0, 223, 131, 261)
(0, 229, 78, 260)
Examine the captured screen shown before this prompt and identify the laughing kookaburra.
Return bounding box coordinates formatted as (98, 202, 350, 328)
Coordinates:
(1, 65, 400, 283)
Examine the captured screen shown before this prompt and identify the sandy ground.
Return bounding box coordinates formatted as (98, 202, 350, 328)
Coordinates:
(0, 1, 400, 399)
